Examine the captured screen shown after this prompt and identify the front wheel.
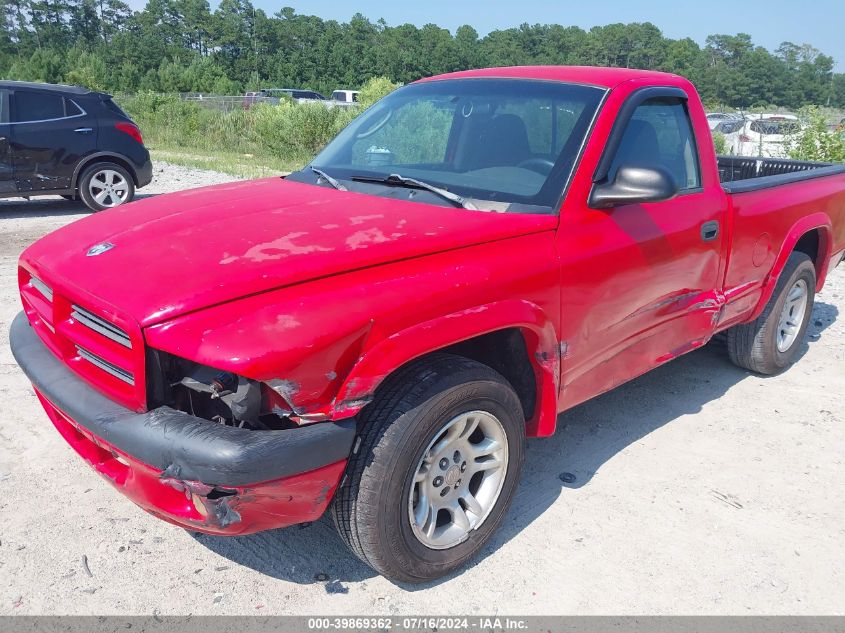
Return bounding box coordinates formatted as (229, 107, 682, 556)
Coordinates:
(331, 354, 525, 583)
(726, 252, 816, 374)
(78, 162, 135, 211)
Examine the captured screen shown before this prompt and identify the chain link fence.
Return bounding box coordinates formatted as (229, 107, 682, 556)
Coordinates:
(178, 93, 358, 112)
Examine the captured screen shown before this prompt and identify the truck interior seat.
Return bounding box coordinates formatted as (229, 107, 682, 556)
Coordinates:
(465, 114, 532, 170)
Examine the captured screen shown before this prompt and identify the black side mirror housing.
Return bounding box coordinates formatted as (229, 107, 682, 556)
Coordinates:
(589, 165, 679, 209)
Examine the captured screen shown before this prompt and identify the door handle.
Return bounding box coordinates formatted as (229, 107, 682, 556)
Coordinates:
(74, 127, 93, 134)
(701, 220, 720, 241)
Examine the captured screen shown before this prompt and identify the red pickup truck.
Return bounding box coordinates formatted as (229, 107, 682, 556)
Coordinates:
(11, 66, 845, 583)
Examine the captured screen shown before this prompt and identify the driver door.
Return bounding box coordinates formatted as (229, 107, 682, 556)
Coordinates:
(9, 88, 97, 193)
(557, 94, 726, 409)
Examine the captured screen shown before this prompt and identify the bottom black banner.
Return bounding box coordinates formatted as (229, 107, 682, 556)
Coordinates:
(1, 616, 844, 633)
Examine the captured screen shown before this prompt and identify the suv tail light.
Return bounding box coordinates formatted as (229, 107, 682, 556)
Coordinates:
(115, 121, 143, 145)
(739, 134, 751, 143)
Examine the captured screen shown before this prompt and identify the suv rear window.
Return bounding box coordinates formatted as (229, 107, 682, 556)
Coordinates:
(65, 99, 84, 116)
(749, 119, 800, 135)
(12, 91, 66, 122)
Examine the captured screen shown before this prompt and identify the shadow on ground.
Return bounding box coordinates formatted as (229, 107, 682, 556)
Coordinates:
(192, 306, 840, 589)
(0, 193, 158, 220)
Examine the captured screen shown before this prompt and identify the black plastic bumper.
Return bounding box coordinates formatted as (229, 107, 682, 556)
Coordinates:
(10, 311, 356, 486)
(135, 154, 153, 188)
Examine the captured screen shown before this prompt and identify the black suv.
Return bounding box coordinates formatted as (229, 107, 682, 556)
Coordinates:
(0, 81, 152, 211)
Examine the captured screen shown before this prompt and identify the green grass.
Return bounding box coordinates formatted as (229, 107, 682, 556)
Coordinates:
(120, 93, 359, 179)
(149, 147, 304, 179)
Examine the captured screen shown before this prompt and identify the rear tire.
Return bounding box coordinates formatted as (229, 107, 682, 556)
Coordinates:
(726, 252, 815, 374)
(331, 354, 525, 583)
(78, 162, 135, 211)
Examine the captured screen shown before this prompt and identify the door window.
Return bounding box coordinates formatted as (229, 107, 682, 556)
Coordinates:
(12, 91, 67, 123)
(608, 98, 701, 191)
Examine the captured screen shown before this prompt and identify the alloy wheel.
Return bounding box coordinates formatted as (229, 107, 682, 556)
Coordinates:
(408, 410, 509, 550)
(88, 169, 130, 208)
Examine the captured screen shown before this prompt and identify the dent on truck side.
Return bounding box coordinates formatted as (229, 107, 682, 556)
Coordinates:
(332, 299, 562, 435)
(143, 230, 561, 433)
(758, 214, 833, 298)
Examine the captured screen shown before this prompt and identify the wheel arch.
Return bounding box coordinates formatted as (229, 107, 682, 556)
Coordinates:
(751, 214, 833, 320)
(72, 152, 139, 189)
(331, 300, 561, 437)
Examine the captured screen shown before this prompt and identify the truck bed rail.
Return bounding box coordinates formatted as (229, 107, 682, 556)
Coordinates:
(718, 155, 845, 193)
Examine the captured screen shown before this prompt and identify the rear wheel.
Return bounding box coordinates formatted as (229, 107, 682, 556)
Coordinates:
(78, 162, 134, 211)
(726, 252, 816, 374)
(331, 354, 525, 583)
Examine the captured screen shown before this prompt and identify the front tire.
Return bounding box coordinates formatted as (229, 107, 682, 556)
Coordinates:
(726, 252, 816, 374)
(78, 162, 135, 211)
(331, 354, 525, 583)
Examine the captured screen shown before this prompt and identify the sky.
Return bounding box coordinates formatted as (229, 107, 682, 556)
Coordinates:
(128, 0, 845, 71)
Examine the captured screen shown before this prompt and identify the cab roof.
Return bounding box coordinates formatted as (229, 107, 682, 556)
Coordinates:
(419, 66, 685, 90)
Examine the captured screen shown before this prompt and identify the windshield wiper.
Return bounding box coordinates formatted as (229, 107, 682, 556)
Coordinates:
(310, 166, 347, 191)
(351, 173, 476, 210)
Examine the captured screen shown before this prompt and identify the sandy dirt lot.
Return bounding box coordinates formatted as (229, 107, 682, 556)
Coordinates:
(0, 163, 843, 615)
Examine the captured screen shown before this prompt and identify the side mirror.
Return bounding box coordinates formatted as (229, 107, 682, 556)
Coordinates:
(589, 165, 678, 209)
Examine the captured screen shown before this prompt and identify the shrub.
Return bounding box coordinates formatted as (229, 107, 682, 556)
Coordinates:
(121, 93, 206, 143)
(250, 101, 359, 158)
(787, 106, 845, 163)
(120, 93, 361, 165)
(712, 131, 728, 155)
(358, 76, 402, 108)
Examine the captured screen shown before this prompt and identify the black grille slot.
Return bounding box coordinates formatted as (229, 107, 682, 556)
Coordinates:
(76, 346, 135, 385)
(71, 305, 132, 348)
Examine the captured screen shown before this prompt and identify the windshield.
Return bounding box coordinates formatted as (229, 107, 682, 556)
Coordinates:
(303, 79, 606, 213)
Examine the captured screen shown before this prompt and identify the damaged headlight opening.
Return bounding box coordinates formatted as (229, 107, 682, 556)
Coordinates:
(146, 349, 303, 430)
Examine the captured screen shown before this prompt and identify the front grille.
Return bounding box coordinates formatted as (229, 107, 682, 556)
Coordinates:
(30, 276, 53, 302)
(76, 346, 135, 385)
(71, 304, 132, 348)
(21, 275, 54, 334)
(19, 266, 145, 410)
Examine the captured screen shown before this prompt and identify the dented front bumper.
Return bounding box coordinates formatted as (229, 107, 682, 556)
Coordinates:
(10, 312, 355, 535)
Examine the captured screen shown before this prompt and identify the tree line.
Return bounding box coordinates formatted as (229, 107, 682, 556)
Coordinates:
(2, 0, 844, 109)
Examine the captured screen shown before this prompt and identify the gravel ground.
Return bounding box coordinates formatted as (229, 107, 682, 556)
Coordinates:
(0, 162, 843, 615)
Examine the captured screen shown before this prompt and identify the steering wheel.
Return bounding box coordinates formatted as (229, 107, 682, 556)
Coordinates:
(517, 158, 555, 175)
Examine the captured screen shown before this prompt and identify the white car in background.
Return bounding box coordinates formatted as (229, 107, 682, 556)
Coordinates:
(712, 118, 745, 136)
(706, 112, 742, 130)
(331, 90, 360, 104)
(728, 114, 802, 158)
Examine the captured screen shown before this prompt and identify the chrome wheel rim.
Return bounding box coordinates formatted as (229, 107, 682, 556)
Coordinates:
(776, 279, 808, 352)
(89, 169, 129, 208)
(408, 410, 508, 550)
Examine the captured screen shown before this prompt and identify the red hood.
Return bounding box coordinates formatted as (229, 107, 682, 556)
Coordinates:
(21, 178, 557, 327)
